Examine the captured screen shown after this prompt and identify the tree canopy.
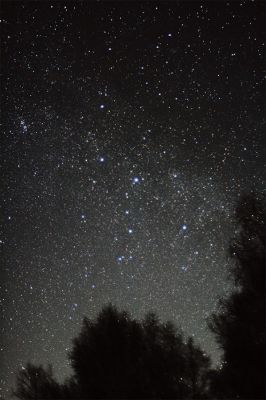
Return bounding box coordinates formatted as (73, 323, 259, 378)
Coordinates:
(69, 304, 210, 399)
(209, 193, 265, 399)
(13, 305, 210, 399)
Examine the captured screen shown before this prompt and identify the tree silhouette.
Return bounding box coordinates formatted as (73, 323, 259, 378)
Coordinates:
(12, 305, 211, 399)
(68, 304, 210, 399)
(209, 193, 266, 399)
(185, 338, 211, 399)
(12, 363, 62, 400)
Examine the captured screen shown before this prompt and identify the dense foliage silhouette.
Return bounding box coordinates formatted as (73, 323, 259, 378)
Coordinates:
(209, 193, 266, 399)
(69, 306, 210, 399)
(12, 363, 61, 400)
(12, 306, 210, 399)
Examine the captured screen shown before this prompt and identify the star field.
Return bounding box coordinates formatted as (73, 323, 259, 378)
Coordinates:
(1, 1, 265, 396)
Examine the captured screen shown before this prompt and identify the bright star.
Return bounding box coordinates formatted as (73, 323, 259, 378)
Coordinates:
(132, 177, 140, 184)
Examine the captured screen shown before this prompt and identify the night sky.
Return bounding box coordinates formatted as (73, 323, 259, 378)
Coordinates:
(1, 0, 265, 396)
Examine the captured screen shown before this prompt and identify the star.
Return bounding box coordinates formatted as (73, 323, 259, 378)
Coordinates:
(132, 177, 140, 184)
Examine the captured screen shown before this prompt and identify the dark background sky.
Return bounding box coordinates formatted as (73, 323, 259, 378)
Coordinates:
(1, 0, 265, 396)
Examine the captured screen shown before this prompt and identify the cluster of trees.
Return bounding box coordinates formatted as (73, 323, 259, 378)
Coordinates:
(12, 307, 211, 399)
(12, 194, 265, 399)
(208, 193, 265, 399)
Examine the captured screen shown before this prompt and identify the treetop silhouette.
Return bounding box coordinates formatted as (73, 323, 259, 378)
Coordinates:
(209, 193, 265, 399)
